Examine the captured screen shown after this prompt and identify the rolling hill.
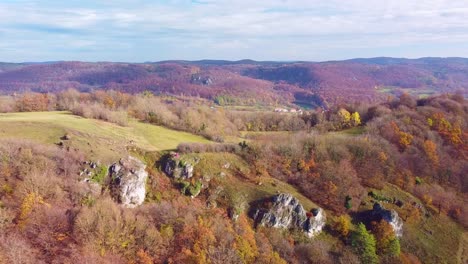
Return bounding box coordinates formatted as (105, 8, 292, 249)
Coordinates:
(0, 57, 467, 108)
(0, 111, 209, 163)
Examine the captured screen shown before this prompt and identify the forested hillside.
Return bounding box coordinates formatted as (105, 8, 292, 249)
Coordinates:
(0, 91, 466, 263)
(1, 58, 467, 109)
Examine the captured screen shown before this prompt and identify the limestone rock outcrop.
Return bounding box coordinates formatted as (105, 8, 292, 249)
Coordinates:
(303, 208, 326, 237)
(163, 153, 198, 179)
(109, 156, 148, 208)
(252, 193, 326, 237)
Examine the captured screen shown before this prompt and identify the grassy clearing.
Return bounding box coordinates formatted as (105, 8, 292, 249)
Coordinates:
(334, 126, 366, 136)
(224, 131, 293, 144)
(188, 152, 318, 211)
(224, 176, 319, 211)
(221, 105, 275, 111)
(360, 183, 465, 264)
(0, 111, 209, 162)
(375, 86, 437, 98)
(240, 130, 292, 137)
(402, 214, 464, 264)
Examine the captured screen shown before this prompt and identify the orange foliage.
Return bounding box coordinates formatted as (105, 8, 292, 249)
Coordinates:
(423, 140, 439, 168)
(136, 249, 154, 264)
(391, 121, 413, 151)
(235, 215, 258, 263)
(15, 93, 51, 112)
(430, 113, 464, 147)
(301, 155, 317, 172)
(103, 96, 116, 109)
(370, 220, 396, 254)
(178, 217, 216, 264)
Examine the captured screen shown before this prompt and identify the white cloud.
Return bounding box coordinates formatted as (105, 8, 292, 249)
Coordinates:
(0, 0, 468, 61)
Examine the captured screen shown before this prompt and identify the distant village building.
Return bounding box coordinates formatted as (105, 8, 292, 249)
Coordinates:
(274, 108, 289, 113)
(274, 108, 303, 114)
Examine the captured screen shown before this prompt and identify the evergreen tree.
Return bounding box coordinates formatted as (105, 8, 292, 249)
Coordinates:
(351, 223, 379, 264)
(345, 195, 352, 210)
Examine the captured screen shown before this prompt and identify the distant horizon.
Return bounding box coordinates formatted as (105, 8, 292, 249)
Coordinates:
(3, 56, 468, 64)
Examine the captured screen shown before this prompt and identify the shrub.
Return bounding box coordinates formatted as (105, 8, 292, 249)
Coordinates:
(71, 102, 129, 126)
(187, 180, 202, 197)
(91, 166, 108, 184)
(333, 215, 352, 237)
(177, 143, 240, 153)
(415, 177, 423, 185)
(345, 195, 353, 210)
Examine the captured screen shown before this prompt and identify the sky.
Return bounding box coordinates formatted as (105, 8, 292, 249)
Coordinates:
(1, 0, 468, 62)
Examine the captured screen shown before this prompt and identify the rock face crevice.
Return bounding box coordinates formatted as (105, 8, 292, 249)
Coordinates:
(252, 193, 326, 237)
(109, 156, 148, 208)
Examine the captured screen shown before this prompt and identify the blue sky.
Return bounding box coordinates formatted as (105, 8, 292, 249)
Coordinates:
(1, 0, 468, 62)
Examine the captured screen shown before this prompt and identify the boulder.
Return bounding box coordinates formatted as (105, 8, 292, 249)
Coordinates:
(252, 193, 326, 237)
(371, 203, 403, 237)
(109, 156, 148, 208)
(304, 208, 326, 237)
(163, 154, 198, 179)
(191, 74, 213, 85)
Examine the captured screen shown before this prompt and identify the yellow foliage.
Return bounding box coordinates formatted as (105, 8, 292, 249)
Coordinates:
(235, 215, 258, 263)
(297, 159, 307, 172)
(449, 121, 463, 145)
(391, 121, 413, 150)
(378, 152, 388, 162)
(427, 118, 433, 127)
(269, 251, 288, 264)
(236, 236, 257, 263)
(398, 132, 413, 150)
(338, 108, 351, 125)
(182, 245, 209, 264)
(422, 195, 432, 206)
(351, 112, 361, 126)
(333, 215, 352, 237)
(1, 184, 13, 195)
(17, 192, 48, 229)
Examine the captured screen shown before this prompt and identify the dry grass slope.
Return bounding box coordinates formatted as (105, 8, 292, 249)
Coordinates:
(0, 111, 209, 162)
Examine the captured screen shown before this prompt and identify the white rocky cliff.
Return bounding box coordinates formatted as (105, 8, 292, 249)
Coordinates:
(109, 156, 148, 208)
(253, 193, 326, 237)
